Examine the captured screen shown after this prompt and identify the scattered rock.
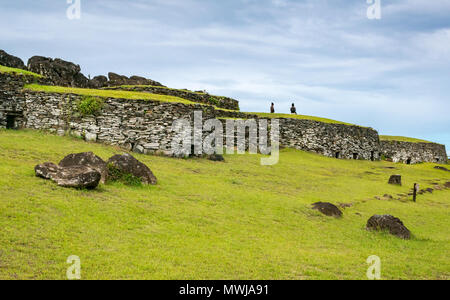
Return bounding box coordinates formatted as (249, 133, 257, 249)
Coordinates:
(107, 153, 157, 185)
(0, 49, 25, 69)
(312, 202, 342, 217)
(374, 196, 381, 200)
(425, 188, 434, 193)
(35, 162, 60, 179)
(89, 75, 108, 88)
(388, 175, 402, 186)
(27, 56, 89, 87)
(366, 215, 411, 239)
(383, 194, 393, 199)
(445, 182, 450, 189)
(338, 203, 353, 209)
(208, 154, 225, 162)
(58, 152, 108, 184)
(107, 72, 163, 87)
(35, 162, 101, 189)
(434, 166, 449, 172)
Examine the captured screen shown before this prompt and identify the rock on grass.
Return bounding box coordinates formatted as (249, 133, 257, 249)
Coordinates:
(366, 215, 411, 239)
(312, 202, 343, 217)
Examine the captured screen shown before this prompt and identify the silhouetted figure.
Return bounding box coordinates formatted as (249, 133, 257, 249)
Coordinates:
(290, 103, 297, 114)
(270, 103, 275, 114)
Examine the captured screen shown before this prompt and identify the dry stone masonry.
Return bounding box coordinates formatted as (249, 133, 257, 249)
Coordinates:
(381, 140, 447, 164)
(0, 49, 447, 164)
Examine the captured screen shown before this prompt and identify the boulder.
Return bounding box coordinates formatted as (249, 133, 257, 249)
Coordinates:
(388, 175, 402, 186)
(107, 72, 164, 87)
(27, 56, 89, 87)
(445, 182, 450, 189)
(89, 75, 108, 88)
(35, 162, 60, 179)
(312, 202, 343, 217)
(0, 49, 25, 69)
(35, 162, 101, 189)
(107, 153, 157, 185)
(366, 215, 411, 239)
(434, 166, 449, 172)
(108, 72, 129, 86)
(58, 152, 107, 183)
(208, 154, 225, 162)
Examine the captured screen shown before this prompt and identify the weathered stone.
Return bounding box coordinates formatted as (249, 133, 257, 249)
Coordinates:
(208, 154, 225, 162)
(312, 202, 343, 217)
(58, 152, 107, 183)
(381, 140, 447, 164)
(89, 75, 108, 88)
(52, 165, 101, 189)
(85, 132, 97, 142)
(388, 175, 402, 186)
(35, 162, 60, 179)
(107, 153, 157, 185)
(445, 182, 450, 189)
(35, 162, 101, 189)
(0, 50, 25, 69)
(434, 166, 449, 172)
(27, 56, 89, 87)
(366, 215, 411, 239)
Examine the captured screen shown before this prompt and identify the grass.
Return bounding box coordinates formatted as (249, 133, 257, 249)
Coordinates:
(0, 65, 43, 78)
(24, 84, 201, 106)
(380, 135, 434, 144)
(119, 85, 207, 95)
(0, 129, 449, 280)
(246, 112, 357, 126)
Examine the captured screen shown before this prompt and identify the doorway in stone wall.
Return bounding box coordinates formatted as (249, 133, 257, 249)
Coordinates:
(406, 158, 411, 165)
(335, 152, 340, 159)
(353, 153, 358, 160)
(6, 115, 16, 129)
(371, 151, 375, 161)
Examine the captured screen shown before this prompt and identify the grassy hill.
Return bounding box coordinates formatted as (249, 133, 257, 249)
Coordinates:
(380, 135, 434, 144)
(0, 65, 42, 77)
(0, 129, 449, 280)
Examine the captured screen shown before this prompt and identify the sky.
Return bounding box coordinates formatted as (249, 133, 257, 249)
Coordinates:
(0, 0, 449, 154)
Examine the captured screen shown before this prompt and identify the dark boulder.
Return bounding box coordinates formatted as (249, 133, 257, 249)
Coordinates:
(27, 56, 89, 87)
(89, 75, 108, 88)
(107, 153, 157, 185)
(434, 166, 449, 172)
(445, 182, 450, 189)
(208, 154, 225, 162)
(108, 72, 129, 86)
(35, 162, 101, 189)
(312, 202, 343, 217)
(0, 50, 25, 69)
(366, 215, 411, 239)
(107, 72, 164, 87)
(35, 162, 60, 179)
(58, 152, 108, 183)
(388, 175, 402, 186)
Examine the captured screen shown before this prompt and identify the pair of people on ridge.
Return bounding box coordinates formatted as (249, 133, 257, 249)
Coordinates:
(270, 103, 297, 114)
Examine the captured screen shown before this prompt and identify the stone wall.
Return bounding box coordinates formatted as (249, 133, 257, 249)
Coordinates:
(0, 73, 50, 129)
(380, 140, 447, 164)
(2, 72, 446, 163)
(103, 86, 240, 111)
(22, 91, 216, 156)
(218, 118, 381, 160)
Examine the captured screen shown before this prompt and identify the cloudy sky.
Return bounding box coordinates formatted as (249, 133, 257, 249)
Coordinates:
(1, 0, 449, 153)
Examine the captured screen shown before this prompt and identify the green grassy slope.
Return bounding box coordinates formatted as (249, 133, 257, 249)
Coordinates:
(0, 130, 449, 280)
(380, 135, 434, 144)
(0, 65, 42, 77)
(246, 112, 356, 125)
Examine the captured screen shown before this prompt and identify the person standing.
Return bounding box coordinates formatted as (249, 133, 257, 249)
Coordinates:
(270, 103, 275, 114)
(290, 103, 297, 114)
